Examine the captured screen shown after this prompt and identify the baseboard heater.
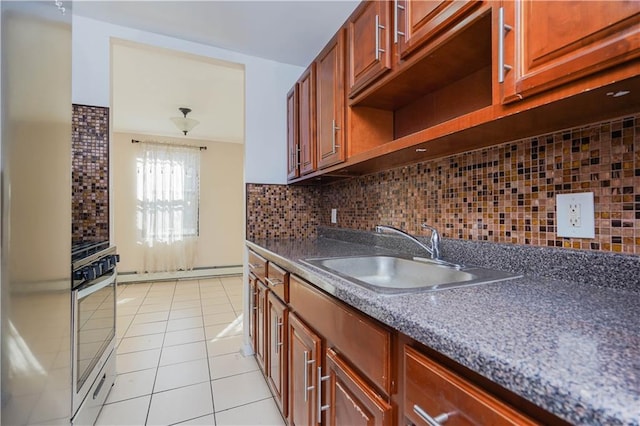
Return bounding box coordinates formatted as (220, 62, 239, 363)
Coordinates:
(118, 265, 243, 283)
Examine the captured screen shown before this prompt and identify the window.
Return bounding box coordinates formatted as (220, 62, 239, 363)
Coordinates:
(136, 143, 200, 244)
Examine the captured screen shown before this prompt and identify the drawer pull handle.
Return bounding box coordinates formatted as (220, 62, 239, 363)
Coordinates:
(413, 405, 453, 426)
(303, 351, 315, 402)
(248, 263, 258, 270)
(265, 277, 283, 287)
(317, 367, 330, 416)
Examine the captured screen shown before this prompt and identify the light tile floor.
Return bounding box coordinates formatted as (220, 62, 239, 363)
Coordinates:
(97, 276, 286, 426)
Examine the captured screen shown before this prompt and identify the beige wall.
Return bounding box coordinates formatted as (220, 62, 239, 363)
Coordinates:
(113, 132, 244, 273)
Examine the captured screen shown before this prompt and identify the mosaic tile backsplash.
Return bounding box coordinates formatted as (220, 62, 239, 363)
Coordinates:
(72, 104, 109, 244)
(248, 114, 639, 255)
(246, 184, 320, 240)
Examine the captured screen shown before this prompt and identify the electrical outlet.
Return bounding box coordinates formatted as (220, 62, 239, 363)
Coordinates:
(331, 208, 337, 224)
(568, 203, 581, 227)
(557, 193, 595, 238)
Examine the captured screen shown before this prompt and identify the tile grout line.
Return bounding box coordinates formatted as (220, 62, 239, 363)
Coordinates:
(144, 280, 176, 426)
(200, 277, 219, 425)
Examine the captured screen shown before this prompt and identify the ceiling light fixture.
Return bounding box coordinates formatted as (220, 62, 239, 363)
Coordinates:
(170, 107, 200, 135)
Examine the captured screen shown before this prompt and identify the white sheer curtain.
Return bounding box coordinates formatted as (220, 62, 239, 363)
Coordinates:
(136, 142, 200, 273)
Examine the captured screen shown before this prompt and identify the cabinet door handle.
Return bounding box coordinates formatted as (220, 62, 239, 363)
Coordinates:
(265, 277, 283, 287)
(375, 14, 386, 60)
(331, 119, 341, 154)
(303, 351, 315, 402)
(413, 405, 454, 426)
(275, 319, 283, 353)
(498, 7, 513, 83)
(317, 366, 330, 416)
(394, 0, 405, 43)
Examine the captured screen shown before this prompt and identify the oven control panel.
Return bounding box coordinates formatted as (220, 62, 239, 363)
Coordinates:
(73, 252, 119, 283)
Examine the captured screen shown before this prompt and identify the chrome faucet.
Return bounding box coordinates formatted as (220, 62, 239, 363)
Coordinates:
(375, 224, 441, 260)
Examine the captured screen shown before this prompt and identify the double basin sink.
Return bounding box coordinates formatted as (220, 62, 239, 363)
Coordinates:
(302, 255, 520, 294)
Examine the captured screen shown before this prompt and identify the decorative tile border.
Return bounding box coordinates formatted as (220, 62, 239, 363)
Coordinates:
(72, 104, 109, 244)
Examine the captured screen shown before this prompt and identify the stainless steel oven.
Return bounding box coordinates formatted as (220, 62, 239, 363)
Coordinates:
(71, 244, 119, 425)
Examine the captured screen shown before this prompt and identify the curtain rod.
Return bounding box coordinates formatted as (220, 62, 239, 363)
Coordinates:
(131, 139, 207, 151)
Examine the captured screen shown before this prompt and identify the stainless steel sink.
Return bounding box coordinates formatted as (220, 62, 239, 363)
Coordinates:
(302, 255, 520, 294)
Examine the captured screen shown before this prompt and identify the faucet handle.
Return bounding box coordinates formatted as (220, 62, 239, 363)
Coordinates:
(421, 223, 441, 259)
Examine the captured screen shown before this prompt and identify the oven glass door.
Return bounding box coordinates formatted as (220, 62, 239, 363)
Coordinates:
(74, 270, 116, 391)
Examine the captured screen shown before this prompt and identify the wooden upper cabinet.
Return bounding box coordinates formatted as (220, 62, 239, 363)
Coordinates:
(288, 312, 322, 426)
(396, 0, 483, 60)
(404, 345, 537, 426)
(501, 0, 640, 103)
(348, 1, 392, 97)
(324, 348, 393, 426)
(267, 292, 288, 417)
(286, 86, 299, 180)
(316, 29, 346, 170)
(298, 64, 317, 175)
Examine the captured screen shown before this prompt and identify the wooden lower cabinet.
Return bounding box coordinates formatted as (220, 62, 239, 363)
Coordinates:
(288, 312, 322, 426)
(403, 345, 536, 426)
(267, 292, 288, 417)
(324, 348, 393, 426)
(248, 254, 552, 426)
(255, 280, 268, 372)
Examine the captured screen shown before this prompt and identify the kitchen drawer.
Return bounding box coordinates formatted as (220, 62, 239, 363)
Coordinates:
(248, 250, 267, 282)
(404, 345, 536, 426)
(265, 262, 289, 303)
(289, 275, 392, 395)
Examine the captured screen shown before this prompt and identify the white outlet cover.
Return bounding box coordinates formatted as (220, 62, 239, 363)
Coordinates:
(556, 192, 595, 238)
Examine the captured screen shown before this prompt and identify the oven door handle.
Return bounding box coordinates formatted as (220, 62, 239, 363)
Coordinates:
(77, 271, 116, 299)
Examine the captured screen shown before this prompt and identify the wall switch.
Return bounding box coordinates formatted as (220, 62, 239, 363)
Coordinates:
(557, 192, 595, 238)
(331, 208, 337, 224)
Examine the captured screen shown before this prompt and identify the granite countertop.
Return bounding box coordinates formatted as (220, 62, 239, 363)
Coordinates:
(246, 237, 640, 426)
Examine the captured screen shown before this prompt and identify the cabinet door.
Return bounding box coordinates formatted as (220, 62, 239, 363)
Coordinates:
(404, 345, 536, 426)
(396, 0, 482, 60)
(348, 0, 392, 96)
(248, 274, 258, 352)
(267, 292, 288, 417)
(288, 313, 322, 426)
(317, 29, 346, 170)
(501, 0, 640, 103)
(299, 64, 317, 176)
(286, 86, 299, 180)
(324, 348, 393, 426)
(255, 280, 268, 372)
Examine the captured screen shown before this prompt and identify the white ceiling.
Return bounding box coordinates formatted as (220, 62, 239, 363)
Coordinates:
(77, 0, 359, 142)
(74, 1, 360, 67)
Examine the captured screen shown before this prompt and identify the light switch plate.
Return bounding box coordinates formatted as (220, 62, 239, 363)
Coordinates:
(556, 192, 595, 238)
